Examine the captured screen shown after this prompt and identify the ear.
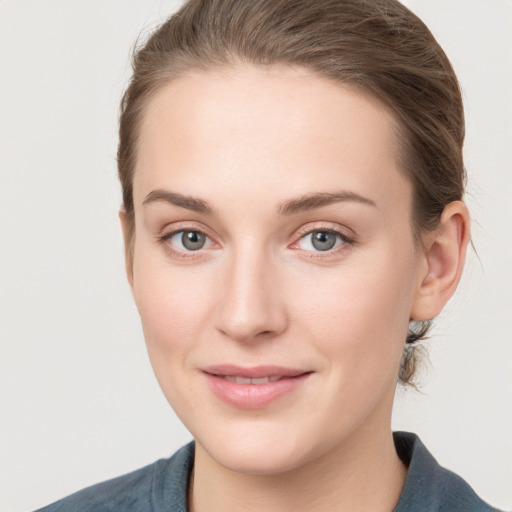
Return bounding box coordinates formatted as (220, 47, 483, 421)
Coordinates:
(118, 209, 135, 292)
(410, 201, 470, 322)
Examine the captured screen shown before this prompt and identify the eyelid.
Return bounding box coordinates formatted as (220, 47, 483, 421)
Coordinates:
(158, 220, 218, 240)
(292, 222, 356, 242)
(156, 221, 221, 258)
(289, 222, 357, 254)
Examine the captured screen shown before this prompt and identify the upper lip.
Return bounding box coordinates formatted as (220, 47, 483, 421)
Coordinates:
(202, 365, 310, 379)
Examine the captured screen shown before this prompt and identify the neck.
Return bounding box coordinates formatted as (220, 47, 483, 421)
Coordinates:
(189, 421, 407, 512)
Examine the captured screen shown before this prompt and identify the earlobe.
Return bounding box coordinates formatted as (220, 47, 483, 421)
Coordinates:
(118, 209, 135, 292)
(410, 201, 470, 322)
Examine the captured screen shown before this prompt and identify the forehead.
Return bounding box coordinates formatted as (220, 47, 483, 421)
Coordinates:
(133, 65, 410, 213)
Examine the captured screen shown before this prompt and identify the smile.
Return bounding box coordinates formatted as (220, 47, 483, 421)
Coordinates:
(223, 375, 281, 384)
(202, 365, 312, 409)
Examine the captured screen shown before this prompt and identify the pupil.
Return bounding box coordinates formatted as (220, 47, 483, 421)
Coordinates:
(182, 231, 205, 250)
(312, 231, 336, 251)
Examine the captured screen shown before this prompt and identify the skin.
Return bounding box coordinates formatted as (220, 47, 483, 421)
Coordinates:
(121, 65, 469, 512)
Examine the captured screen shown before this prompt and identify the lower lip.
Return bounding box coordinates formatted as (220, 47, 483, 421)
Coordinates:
(203, 373, 311, 409)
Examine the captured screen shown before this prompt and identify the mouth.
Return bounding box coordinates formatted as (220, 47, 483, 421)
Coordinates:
(203, 364, 309, 378)
(201, 365, 312, 409)
(223, 375, 282, 384)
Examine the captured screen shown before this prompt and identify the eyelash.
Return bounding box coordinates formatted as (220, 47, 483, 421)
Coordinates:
(157, 223, 356, 259)
(291, 224, 356, 257)
(157, 225, 215, 259)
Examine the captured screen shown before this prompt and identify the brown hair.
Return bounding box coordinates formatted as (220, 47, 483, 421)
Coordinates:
(117, 0, 466, 386)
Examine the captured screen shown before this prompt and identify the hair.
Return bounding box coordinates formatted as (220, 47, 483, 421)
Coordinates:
(117, 0, 466, 386)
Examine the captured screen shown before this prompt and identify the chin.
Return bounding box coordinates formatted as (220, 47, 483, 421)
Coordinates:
(207, 443, 308, 476)
(194, 419, 321, 476)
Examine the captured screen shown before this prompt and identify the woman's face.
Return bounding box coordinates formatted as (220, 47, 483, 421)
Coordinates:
(129, 66, 425, 474)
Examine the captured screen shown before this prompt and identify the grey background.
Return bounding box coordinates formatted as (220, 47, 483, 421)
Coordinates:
(1, 1, 511, 510)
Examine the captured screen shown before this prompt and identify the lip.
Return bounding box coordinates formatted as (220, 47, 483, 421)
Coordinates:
(202, 365, 312, 409)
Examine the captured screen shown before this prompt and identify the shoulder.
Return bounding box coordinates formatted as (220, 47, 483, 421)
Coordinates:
(393, 432, 504, 512)
(34, 442, 194, 512)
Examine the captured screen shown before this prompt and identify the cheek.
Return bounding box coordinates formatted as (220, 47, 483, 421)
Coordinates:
(289, 249, 416, 371)
(132, 249, 217, 359)
(132, 259, 219, 418)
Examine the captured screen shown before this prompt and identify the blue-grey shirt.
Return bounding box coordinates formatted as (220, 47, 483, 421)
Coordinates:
(35, 432, 503, 511)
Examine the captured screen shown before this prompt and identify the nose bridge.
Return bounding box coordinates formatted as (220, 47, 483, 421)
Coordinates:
(215, 242, 287, 342)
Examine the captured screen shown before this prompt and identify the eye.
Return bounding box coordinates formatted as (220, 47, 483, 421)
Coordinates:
(168, 230, 211, 251)
(297, 230, 345, 252)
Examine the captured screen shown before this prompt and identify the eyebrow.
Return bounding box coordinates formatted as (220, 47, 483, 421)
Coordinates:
(279, 191, 377, 215)
(142, 189, 214, 215)
(142, 189, 376, 216)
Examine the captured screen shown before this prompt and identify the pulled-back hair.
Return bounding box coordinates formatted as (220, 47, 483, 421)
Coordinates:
(118, 0, 466, 386)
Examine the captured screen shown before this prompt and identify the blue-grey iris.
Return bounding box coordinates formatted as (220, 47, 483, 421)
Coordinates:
(312, 231, 337, 251)
(182, 231, 206, 250)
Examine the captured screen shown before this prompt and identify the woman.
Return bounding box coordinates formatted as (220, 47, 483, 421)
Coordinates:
(34, 0, 504, 510)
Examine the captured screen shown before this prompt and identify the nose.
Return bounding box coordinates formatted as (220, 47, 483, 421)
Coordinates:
(214, 248, 288, 344)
